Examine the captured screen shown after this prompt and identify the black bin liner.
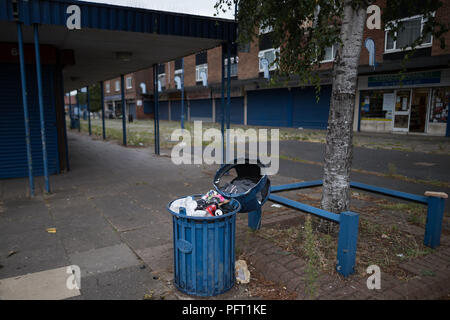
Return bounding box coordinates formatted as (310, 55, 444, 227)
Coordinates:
(213, 158, 270, 213)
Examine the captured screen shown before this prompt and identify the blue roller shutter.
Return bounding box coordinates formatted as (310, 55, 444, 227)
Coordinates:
(171, 100, 188, 121)
(0, 63, 60, 179)
(158, 101, 169, 120)
(215, 97, 244, 124)
(292, 85, 331, 129)
(143, 100, 153, 114)
(247, 88, 292, 127)
(189, 99, 212, 121)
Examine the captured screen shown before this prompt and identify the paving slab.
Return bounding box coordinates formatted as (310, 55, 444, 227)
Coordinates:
(68, 244, 140, 277)
(0, 266, 81, 300)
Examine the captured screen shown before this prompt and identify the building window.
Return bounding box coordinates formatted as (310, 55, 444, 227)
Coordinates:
(105, 82, 110, 93)
(175, 58, 183, 72)
(321, 44, 337, 63)
(385, 15, 433, 52)
(224, 56, 238, 78)
(157, 63, 166, 90)
(196, 64, 208, 82)
(258, 48, 279, 72)
(115, 80, 120, 92)
(126, 76, 132, 89)
(429, 87, 449, 123)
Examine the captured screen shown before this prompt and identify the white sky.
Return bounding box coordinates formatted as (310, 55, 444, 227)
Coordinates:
(80, 0, 235, 19)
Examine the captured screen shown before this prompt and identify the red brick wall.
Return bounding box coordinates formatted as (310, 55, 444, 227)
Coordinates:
(184, 54, 196, 87)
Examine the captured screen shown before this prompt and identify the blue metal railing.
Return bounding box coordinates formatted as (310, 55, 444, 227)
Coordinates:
(268, 180, 448, 277)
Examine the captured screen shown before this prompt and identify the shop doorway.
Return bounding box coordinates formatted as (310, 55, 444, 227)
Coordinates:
(410, 88, 429, 133)
(393, 90, 411, 132)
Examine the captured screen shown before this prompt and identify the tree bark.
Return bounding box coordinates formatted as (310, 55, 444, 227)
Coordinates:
(321, 1, 367, 217)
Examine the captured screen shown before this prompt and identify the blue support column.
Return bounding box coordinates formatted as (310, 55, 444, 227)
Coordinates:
(153, 65, 160, 155)
(17, 22, 35, 197)
(336, 211, 359, 277)
(87, 86, 91, 136)
(220, 44, 225, 164)
(181, 58, 185, 130)
(121, 75, 127, 146)
(76, 89, 81, 132)
(33, 24, 50, 193)
(226, 41, 231, 162)
(100, 81, 106, 139)
(424, 196, 446, 248)
(69, 94, 72, 122)
(248, 208, 262, 231)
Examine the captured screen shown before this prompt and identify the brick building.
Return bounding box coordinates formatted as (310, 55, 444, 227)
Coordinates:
(103, 0, 450, 136)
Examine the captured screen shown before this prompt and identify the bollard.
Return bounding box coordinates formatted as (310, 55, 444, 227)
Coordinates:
(424, 191, 448, 249)
(336, 211, 359, 277)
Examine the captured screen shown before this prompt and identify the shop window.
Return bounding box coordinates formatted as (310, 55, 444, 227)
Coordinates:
(385, 14, 433, 52)
(360, 90, 395, 120)
(429, 87, 449, 123)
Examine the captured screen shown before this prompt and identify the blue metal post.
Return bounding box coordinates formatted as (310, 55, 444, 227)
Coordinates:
(76, 89, 81, 132)
(226, 42, 231, 162)
(121, 74, 127, 146)
(153, 65, 160, 155)
(100, 81, 106, 139)
(58, 65, 70, 172)
(33, 24, 50, 193)
(87, 86, 91, 136)
(424, 196, 446, 248)
(181, 58, 185, 130)
(336, 211, 359, 277)
(17, 22, 35, 197)
(69, 94, 72, 122)
(221, 44, 225, 164)
(248, 208, 262, 231)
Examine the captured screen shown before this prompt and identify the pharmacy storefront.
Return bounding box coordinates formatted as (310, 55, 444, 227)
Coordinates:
(357, 69, 450, 136)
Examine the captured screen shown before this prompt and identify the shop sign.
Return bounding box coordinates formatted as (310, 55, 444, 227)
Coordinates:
(368, 71, 441, 87)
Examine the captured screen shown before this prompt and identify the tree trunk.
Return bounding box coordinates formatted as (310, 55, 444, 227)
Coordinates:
(321, 2, 367, 219)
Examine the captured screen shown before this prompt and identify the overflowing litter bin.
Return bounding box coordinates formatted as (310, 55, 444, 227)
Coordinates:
(167, 195, 241, 296)
(167, 159, 270, 296)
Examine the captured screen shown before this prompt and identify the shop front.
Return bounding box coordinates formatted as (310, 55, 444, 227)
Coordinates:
(358, 69, 450, 136)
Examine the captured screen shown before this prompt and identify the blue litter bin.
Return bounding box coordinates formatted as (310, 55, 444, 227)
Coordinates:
(213, 159, 271, 230)
(167, 195, 241, 296)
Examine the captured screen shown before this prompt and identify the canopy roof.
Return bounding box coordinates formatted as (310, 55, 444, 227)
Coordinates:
(0, 0, 236, 91)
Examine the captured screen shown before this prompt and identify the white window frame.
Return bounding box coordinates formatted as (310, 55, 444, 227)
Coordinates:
(384, 14, 434, 53)
(224, 56, 239, 78)
(105, 82, 110, 93)
(158, 73, 166, 89)
(320, 44, 337, 63)
(258, 48, 280, 72)
(196, 63, 208, 82)
(115, 80, 120, 92)
(126, 76, 132, 89)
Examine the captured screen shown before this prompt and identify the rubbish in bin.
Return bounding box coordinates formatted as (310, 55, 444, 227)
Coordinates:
(235, 260, 250, 284)
(222, 179, 257, 195)
(201, 190, 225, 203)
(169, 196, 209, 217)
